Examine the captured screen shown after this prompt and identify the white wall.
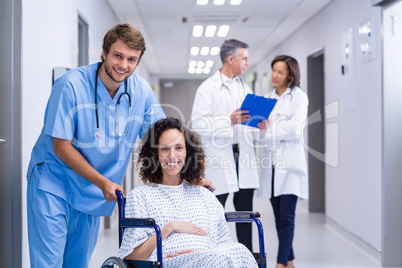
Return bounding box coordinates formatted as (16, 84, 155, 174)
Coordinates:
(249, 0, 382, 253)
(21, 1, 152, 267)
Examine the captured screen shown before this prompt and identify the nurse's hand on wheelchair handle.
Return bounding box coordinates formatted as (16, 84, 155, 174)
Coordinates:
(201, 179, 215, 192)
(100, 179, 125, 201)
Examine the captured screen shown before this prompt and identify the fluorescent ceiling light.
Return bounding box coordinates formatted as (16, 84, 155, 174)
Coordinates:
(210, 47, 220, 55)
(200, 47, 210, 55)
(197, 61, 205, 68)
(188, 67, 196, 74)
(197, 0, 208, 5)
(196, 67, 203, 74)
(190, 47, 200, 55)
(189, 60, 197, 67)
(205, 25, 217, 37)
(213, 0, 225, 5)
(230, 0, 242, 5)
(203, 67, 211, 74)
(217, 25, 230, 37)
(205, 60, 214, 67)
(193, 25, 203, 37)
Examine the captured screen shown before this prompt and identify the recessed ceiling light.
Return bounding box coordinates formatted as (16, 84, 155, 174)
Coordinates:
(189, 60, 197, 67)
(197, 61, 205, 68)
(188, 67, 196, 74)
(213, 0, 225, 5)
(205, 60, 214, 67)
(200, 47, 210, 55)
(210, 47, 220, 55)
(205, 25, 217, 37)
(197, 0, 208, 5)
(190, 47, 200, 55)
(217, 25, 230, 37)
(203, 67, 211, 74)
(193, 25, 203, 37)
(230, 0, 242, 5)
(196, 67, 203, 74)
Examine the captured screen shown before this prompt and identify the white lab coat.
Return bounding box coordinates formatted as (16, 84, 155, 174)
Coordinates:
(191, 70, 260, 195)
(257, 86, 309, 199)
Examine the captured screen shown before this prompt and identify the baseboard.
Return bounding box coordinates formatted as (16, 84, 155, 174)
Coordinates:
(326, 217, 381, 263)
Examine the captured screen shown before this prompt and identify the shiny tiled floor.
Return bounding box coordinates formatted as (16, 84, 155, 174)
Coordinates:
(89, 194, 382, 268)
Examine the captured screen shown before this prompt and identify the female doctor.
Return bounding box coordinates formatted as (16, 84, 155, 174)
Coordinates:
(258, 55, 309, 268)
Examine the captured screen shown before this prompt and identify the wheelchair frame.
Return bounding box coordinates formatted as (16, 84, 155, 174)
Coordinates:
(101, 190, 266, 268)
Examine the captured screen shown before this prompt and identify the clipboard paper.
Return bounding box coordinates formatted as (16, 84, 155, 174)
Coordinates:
(239, 93, 277, 128)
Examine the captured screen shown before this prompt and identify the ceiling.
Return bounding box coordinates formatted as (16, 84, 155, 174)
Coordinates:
(106, 0, 332, 79)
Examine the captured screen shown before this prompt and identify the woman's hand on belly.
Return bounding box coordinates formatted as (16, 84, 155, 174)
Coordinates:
(166, 249, 198, 258)
(167, 221, 207, 236)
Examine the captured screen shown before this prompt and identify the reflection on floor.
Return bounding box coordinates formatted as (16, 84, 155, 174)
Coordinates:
(89, 194, 382, 268)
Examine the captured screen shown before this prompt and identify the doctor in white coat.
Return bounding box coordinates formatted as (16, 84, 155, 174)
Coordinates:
(257, 55, 308, 268)
(191, 39, 268, 252)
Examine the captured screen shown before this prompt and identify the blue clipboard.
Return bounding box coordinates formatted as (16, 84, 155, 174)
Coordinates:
(239, 93, 277, 128)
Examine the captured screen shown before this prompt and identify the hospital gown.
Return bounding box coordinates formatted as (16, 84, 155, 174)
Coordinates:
(118, 183, 258, 267)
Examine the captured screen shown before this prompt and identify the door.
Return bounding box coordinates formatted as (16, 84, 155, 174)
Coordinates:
(307, 51, 325, 213)
(0, 0, 22, 266)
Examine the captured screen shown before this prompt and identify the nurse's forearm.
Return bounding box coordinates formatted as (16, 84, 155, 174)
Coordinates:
(52, 137, 121, 200)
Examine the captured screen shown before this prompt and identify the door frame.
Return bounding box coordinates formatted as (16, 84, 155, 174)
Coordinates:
(307, 49, 326, 213)
(0, 0, 22, 266)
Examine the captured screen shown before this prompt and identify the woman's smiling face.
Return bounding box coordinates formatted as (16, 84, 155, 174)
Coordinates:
(271, 61, 290, 91)
(158, 129, 187, 184)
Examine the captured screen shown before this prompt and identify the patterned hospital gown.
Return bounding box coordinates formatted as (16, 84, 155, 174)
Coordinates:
(118, 182, 258, 267)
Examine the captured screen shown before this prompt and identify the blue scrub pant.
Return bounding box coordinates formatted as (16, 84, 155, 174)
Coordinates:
(27, 165, 101, 268)
(270, 167, 298, 265)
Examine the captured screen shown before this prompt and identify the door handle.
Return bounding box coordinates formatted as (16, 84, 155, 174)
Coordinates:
(0, 139, 6, 143)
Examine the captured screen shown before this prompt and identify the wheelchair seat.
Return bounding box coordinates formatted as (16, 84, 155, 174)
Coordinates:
(101, 190, 266, 268)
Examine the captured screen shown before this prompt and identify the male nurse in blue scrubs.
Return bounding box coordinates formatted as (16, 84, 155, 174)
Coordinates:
(26, 24, 166, 268)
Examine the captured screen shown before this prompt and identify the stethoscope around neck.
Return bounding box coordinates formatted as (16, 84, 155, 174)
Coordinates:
(219, 69, 246, 99)
(94, 63, 132, 138)
(269, 87, 294, 101)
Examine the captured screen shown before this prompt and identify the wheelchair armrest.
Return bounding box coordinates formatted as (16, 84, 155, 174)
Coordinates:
(225, 211, 261, 219)
(120, 217, 155, 227)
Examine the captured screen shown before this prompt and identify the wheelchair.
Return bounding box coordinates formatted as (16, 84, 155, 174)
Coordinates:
(101, 190, 266, 268)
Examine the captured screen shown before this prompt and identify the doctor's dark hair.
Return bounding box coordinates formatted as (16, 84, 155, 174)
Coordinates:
(271, 55, 300, 88)
(101, 24, 146, 64)
(137, 117, 206, 185)
(220, 39, 249, 64)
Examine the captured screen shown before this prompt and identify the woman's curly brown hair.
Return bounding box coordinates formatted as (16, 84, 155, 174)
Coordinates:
(137, 117, 206, 185)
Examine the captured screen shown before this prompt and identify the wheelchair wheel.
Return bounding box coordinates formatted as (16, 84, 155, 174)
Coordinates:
(101, 256, 127, 268)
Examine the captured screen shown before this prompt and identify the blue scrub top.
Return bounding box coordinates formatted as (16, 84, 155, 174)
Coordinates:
(27, 63, 166, 216)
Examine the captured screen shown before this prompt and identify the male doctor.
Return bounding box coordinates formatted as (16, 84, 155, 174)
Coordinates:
(191, 39, 268, 252)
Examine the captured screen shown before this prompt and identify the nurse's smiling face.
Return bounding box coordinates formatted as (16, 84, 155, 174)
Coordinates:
(157, 129, 187, 185)
(101, 38, 141, 92)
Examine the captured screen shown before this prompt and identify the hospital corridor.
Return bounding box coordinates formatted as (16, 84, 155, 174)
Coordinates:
(1, 0, 402, 267)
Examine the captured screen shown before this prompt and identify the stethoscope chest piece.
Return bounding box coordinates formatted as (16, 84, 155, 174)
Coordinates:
(95, 129, 102, 138)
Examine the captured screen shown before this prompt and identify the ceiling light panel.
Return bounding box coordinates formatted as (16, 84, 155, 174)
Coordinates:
(230, 0, 242, 5)
(217, 25, 230, 37)
(197, 0, 208, 5)
(213, 0, 225, 5)
(205, 60, 214, 67)
(192, 25, 203, 37)
(210, 47, 220, 55)
(200, 47, 210, 55)
(190, 47, 200, 55)
(205, 25, 217, 37)
(189, 60, 197, 67)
